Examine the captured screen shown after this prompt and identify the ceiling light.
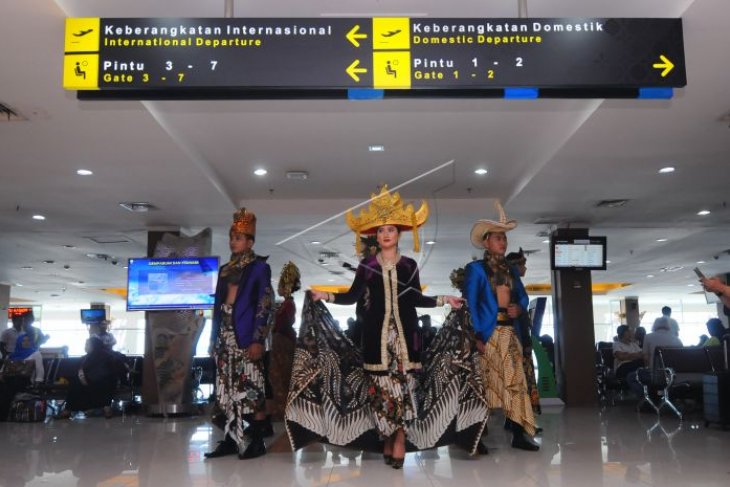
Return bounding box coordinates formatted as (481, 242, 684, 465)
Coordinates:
(687, 283, 695, 287)
(658, 167, 675, 174)
(32, 214, 45, 220)
(15, 283, 23, 287)
(63, 244, 75, 248)
(327, 278, 335, 282)
(647, 275, 654, 278)
(310, 241, 321, 245)
(368, 145, 385, 152)
(656, 238, 668, 242)
(425, 240, 436, 245)
(606, 260, 612, 264)
(697, 260, 706, 264)
(254, 168, 268, 176)
(542, 240, 550, 244)
(286, 171, 309, 180)
(76, 169, 93, 176)
(21, 266, 33, 270)
(42, 260, 54, 264)
(697, 210, 711, 216)
(474, 168, 488, 175)
(119, 202, 157, 212)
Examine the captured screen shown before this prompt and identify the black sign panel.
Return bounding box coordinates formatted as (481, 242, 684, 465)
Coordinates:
(63, 17, 686, 94)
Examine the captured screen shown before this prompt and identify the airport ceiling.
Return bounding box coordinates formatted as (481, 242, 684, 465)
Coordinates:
(1, 0, 729, 308)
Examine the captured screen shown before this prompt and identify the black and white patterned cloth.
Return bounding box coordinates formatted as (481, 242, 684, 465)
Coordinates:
(285, 293, 488, 454)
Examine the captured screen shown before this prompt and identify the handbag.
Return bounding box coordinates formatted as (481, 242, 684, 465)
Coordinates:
(7, 392, 47, 422)
(0, 359, 35, 379)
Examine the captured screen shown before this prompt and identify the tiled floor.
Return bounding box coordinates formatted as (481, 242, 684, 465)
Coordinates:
(1, 405, 729, 486)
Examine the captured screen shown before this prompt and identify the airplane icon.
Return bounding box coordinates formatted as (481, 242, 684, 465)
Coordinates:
(381, 29, 402, 38)
(72, 29, 94, 37)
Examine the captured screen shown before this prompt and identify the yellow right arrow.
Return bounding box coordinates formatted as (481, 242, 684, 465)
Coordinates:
(346, 59, 367, 82)
(346, 25, 368, 47)
(652, 54, 675, 77)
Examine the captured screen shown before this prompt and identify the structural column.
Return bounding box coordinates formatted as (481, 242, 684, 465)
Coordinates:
(550, 228, 598, 406)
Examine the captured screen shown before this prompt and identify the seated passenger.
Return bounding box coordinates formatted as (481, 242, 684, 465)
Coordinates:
(701, 318, 726, 347)
(613, 325, 643, 380)
(55, 336, 126, 419)
(626, 317, 683, 398)
(0, 333, 45, 420)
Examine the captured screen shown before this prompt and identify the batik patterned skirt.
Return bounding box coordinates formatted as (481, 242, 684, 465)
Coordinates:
(479, 325, 537, 436)
(285, 294, 488, 454)
(214, 311, 266, 447)
(367, 317, 418, 438)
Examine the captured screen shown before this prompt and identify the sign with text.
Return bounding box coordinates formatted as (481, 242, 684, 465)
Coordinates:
(63, 17, 686, 92)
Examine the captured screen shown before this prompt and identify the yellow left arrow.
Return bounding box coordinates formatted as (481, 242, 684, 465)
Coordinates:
(652, 54, 675, 78)
(346, 59, 368, 82)
(346, 25, 368, 47)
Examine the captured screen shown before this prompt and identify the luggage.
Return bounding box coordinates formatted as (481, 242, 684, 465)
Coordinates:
(704, 336, 730, 429)
(7, 393, 47, 422)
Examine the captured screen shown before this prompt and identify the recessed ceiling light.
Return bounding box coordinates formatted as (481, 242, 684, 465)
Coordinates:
(368, 145, 385, 152)
(32, 214, 45, 220)
(697, 210, 711, 216)
(310, 241, 321, 245)
(542, 239, 550, 244)
(254, 168, 268, 176)
(474, 168, 488, 175)
(647, 275, 655, 278)
(119, 202, 157, 212)
(658, 167, 675, 174)
(76, 169, 93, 176)
(656, 238, 668, 242)
(327, 278, 335, 282)
(697, 260, 706, 264)
(606, 260, 612, 264)
(15, 283, 23, 287)
(63, 244, 75, 248)
(687, 283, 695, 287)
(425, 240, 436, 245)
(21, 266, 33, 270)
(42, 260, 54, 264)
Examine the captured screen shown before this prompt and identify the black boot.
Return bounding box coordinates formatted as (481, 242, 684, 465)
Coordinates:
(239, 420, 267, 459)
(204, 435, 238, 458)
(244, 415, 274, 438)
(504, 417, 515, 431)
(476, 440, 489, 455)
(511, 424, 540, 451)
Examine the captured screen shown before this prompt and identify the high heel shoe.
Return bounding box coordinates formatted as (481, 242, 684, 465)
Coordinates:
(383, 454, 393, 465)
(390, 457, 404, 469)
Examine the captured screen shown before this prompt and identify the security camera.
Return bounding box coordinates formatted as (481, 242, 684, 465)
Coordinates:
(111, 258, 118, 265)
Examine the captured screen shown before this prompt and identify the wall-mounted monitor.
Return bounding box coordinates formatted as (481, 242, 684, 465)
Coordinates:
(8, 306, 35, 319)
(550, 236, 607, 270)
(127, 256, 219, 311)
(80, 308, 107, 324)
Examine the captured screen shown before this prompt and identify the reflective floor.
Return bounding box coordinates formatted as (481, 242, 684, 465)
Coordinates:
(1, 405, 729, 486)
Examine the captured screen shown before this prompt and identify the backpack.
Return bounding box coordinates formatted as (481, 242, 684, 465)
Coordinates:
(7, 392, 46, 422)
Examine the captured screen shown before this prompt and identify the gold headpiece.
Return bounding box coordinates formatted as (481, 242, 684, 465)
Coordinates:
(346, 185, 429, 254)
(231, 208, 256, 237)
(278, 261, 301, 298)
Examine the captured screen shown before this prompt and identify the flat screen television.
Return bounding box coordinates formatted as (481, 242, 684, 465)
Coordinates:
(80, 308, 106, 324)
(550, 236, 607, 270)
(127, 256, 219, 311)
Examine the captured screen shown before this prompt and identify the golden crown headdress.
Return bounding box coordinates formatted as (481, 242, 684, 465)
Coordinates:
(231, 208, 256, 237)
(278, 261, 301, 297)
(346, 185, 429, 254)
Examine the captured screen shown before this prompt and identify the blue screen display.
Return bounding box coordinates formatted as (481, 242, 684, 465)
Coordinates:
(80, 308, 106, 324)
(126, 256, 219, 311)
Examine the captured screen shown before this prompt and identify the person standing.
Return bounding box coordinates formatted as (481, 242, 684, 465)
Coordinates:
(205, 208, 274, 460)
(307, 186, 466, 469)
(661, 306, 680, 338)
(0, 312, 24, 359)
(269, 261, 301, 421)
(464, 202, 539, 451)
